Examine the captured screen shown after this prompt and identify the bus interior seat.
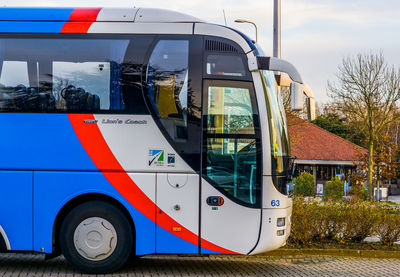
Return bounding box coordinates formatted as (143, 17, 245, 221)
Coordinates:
(155, 77, 178, 118)
(0, 84, 57, 111)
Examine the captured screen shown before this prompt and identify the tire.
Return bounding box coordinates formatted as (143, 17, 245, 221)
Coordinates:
(0, 235, 7, 252)
(59, 201, 133, 274)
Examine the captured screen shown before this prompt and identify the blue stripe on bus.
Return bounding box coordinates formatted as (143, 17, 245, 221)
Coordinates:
(0, 171, 33, 251)
(201, 248, 225, 255)
(156, 226, 198, 254)
(34, 171, 156, 255)
(0, 113, 200, 255)
(0, 114, 97, 170)
(0, 21, 65, 33)
(0, 8, 74, 21)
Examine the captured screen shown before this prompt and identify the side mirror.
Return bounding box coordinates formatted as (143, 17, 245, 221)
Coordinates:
(290, 82, 304, 111)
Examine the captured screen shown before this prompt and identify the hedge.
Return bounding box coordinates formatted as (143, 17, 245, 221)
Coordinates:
(289, 197, 400, 246)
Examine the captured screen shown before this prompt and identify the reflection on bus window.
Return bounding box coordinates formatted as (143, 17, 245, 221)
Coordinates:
(207, 86, 255, 135)
(147, 40, 189, 142)
(53, 62, 111, 111)
(0, 38, 138, 113)
(0, 61, 53, 111)
(206, 55, 246, 77)
(260, 70, 290, 176)
(205, 85, 260, 206)
(0, 61, 29, 87)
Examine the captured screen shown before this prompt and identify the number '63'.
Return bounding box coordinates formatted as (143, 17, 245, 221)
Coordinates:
(271, 200, 280, 207)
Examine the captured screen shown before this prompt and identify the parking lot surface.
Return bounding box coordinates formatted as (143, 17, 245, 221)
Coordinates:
(0, 253, 399, 276)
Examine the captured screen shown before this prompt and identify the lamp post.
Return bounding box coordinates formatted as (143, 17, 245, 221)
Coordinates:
(273, 0, 281, 58)
(234, 19, 258, 43)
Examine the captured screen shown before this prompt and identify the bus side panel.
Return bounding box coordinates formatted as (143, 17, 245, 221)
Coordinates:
(33, 171, 156, 255)
(0, 21, 65, 33)
(0, 114, 98, 171)
(0, 171, 33, 250)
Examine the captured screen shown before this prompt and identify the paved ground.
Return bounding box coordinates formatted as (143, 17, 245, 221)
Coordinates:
(388, 195, 400, 204)
(0, 253, 399, 276)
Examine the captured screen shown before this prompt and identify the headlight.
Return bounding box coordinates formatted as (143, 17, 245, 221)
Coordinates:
(277, 217, 285, 227)
(277, 230, 285, 236)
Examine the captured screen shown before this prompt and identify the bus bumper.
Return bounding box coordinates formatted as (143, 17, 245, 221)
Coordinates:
(249, 205, 292, 255)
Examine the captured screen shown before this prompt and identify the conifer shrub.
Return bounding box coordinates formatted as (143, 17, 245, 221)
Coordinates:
(293, 172, 315, 196)
(323, 176, 343, 201)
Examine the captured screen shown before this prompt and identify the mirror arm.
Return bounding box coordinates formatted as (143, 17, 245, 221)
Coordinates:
(256, 56, 303, 84)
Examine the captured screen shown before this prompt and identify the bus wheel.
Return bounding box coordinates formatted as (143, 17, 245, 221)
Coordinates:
(59, 201, 133, 274)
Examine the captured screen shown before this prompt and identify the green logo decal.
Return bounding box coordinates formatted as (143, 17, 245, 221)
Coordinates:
(149, 149, 165, 166)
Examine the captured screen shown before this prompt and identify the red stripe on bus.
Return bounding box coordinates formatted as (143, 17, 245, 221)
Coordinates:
(68, 114, 239, 255)
(60, 22, 94, 33)
(68, 8, 102, 22)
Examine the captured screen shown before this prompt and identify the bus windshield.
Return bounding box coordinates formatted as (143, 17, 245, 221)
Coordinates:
(260, 69, 290, 176)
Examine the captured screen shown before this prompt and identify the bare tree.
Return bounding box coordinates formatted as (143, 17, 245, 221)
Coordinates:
(329, 53, 400, 199)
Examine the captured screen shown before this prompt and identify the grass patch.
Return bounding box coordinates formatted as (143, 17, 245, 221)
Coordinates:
(380, 201, 399, 206)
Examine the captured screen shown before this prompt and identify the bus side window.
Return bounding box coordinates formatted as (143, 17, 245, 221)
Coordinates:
(0, 37, 149, 114)
(147, 40, 189, 142)
(0, 61, 30, 111)
(52, 62, 111, 111)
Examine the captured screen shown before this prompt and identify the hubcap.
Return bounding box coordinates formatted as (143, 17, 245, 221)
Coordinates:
(73, 217, 117, 261)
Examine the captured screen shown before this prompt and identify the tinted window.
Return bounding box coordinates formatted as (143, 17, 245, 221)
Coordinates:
(0, 61, 29, 87)
(206, 54, 246, 77)
(0, 36, 148, 113)
(147, 40, 189, 141)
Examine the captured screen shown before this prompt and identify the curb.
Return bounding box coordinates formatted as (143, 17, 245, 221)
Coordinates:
(257, 248, 400, 259)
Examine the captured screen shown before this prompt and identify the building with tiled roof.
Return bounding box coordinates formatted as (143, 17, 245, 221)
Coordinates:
(288, 116, 367, 184)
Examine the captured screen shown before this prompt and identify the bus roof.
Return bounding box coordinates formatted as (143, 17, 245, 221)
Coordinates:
(0, 7, 204, 23)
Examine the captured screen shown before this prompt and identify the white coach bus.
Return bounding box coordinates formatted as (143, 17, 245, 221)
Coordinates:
(0, 7, 304, 273)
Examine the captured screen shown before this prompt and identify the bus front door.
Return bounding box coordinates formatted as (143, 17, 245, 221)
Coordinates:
(200, 80, 262, 254)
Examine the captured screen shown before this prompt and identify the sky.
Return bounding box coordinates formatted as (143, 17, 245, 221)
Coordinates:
(1, 0, 400, 103)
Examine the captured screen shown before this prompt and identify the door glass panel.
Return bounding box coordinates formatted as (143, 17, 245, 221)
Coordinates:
(206, 137, 258, 204)
(204, 84, 260, 206)
(207, 86, 254, 134)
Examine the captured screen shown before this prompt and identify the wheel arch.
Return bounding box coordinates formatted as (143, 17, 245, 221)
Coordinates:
(0, 225, 10, 252)
(52, 193, 136, 256)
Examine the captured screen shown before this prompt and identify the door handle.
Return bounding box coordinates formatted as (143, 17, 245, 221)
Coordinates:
(206, 196, 224, 206)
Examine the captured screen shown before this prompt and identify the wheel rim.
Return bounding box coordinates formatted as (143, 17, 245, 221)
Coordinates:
(73, 217, 117, 261)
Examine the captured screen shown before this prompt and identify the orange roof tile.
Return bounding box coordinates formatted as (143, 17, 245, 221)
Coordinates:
(288, 116, 367, 161)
